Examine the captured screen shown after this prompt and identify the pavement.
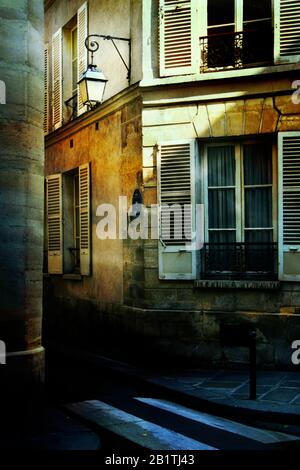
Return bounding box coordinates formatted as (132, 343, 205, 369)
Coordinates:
(144, 368, 300, 421)
(49, 344, 300, 423)
(0, 380, 101, 451)
(0, 405, 101, 451)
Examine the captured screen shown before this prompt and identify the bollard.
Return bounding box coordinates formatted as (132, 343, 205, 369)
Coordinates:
(249, 329, 257, 400)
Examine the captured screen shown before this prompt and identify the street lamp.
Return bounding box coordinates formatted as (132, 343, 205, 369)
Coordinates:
(78, 65, 108, 107)
(78, 34, 131, 108)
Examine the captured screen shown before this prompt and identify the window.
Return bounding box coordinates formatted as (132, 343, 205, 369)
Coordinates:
(157, 135, 300, 282)
(202, 0, 273, 71)
(71, 27, 78, 97)
(63, 18, 78, 121)
(51, 2, 88, 130)
(202, 141, 277, 279)
(63, 170, 81, 273)
(46, 163, 91, 276)
(159, 0, 300, 77)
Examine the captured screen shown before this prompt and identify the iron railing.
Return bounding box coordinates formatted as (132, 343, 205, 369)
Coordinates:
(65, 93, 78, 120)
(200, 28, 273, 73)
(201, 242, 278, 280)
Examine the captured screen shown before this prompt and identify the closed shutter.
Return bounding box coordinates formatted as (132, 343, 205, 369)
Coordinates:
(274, 0, 300, 64)
(158, 140, 197, 279)
(278, 132, 300, 281)
(159, 0, 198, 77)
(52, 28, 63, 129)
(79, 163, 91, 275)
(44, 45, 49, 134)
(46, 174, 63, 274)
(77, 2, 88, 116)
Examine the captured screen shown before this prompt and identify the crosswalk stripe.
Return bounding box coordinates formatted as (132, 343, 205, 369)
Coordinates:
(66, 400, 217, 450)
(134, 398, 299, 444)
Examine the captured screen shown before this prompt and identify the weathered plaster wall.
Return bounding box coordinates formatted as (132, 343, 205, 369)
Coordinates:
(45, 0, 142, 105)
(44, 94, 143, 349)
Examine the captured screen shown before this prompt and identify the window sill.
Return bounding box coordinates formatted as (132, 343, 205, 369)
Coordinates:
(194, 279, 280, 290)
(62, 274, 82, 281)
(140, 63, 299, 90)
(43, 273, 82, 281)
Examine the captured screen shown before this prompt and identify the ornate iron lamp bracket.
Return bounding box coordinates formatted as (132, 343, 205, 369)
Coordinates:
(85, 34, 131, 82)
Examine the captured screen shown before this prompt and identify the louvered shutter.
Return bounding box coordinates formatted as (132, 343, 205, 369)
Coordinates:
(159, 0, 198, 77)
(79, 163, 91, 275)
(158, 141, 197, 280)
(52, 28, 63, 130)
(77, 2, 88, 116)
(274, 0, 300, 64)
(278, 132, 300, 281)
(46, 174, 63, 274)
(44, 45, 49, 134)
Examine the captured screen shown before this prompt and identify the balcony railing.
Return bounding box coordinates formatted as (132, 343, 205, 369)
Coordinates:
(65, 93, 78, 121)
(200, 28, 273, 73)
(201, 242, 278, 280)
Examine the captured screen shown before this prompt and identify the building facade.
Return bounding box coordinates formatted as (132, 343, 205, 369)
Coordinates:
(44, 0, 300, 367)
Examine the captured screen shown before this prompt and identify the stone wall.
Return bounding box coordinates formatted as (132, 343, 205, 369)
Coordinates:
(0, 0, 45, 385)
(135, 79, 300, 367)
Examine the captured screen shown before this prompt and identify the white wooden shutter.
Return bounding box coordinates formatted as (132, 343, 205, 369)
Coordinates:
(44, 45, 49, 135)
(278, 132, 300, 281)
(274, 0, 300, 64)
(159, 0, 198, 77)
(79, 163, 91, 275)
(77, 2, 88, 116)
(158, 140, 197, 280)
(46, 174, 63, 274)
(52, 28, 63, 130)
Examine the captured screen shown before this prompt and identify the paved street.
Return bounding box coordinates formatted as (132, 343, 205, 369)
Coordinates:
(45, 352, 300, 451)
(1, 351, 300, 457)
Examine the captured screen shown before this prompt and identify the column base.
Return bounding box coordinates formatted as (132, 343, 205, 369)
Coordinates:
(0, 346, 45, 391)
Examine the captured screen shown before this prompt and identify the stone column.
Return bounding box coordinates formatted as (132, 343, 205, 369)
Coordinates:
(0, 0, 45, 386)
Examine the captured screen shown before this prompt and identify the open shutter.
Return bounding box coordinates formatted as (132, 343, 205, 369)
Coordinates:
(274, 0, 300, 64)
(158, 141, 197, 280)
(47, 174, 63, 274)
(159, 0, 198, 77)
(278, 132, 300, 281)
(79, 163, 91, 275)
(77, 2, 88, 116)
(44, 45, 49, 134)
(52, 28, 63, 130)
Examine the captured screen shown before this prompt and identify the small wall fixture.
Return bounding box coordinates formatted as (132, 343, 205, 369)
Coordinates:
(78, 34, 131, 109)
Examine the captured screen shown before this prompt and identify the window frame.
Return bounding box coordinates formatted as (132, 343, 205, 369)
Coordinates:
(46, 163, 91, 277)
(203, 0, 274, 71)
(203, 139, 278, 247)
(71, 25, 78, 97)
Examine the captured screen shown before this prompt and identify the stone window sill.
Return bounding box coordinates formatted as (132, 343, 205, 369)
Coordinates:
(43, 273, 82, 281)
(62, 274, 82, 281)
(194, 280, 280, 290)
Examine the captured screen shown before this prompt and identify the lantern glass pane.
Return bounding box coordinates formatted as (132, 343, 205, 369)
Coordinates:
(87, 80, 106, 103)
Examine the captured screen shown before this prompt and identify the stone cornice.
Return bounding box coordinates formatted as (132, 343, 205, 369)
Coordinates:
(45, 83, 141, 148)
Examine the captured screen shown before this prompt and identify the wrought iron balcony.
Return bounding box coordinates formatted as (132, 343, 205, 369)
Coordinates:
(201, 242, 278, 280)
(200, 28, 273, 73)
